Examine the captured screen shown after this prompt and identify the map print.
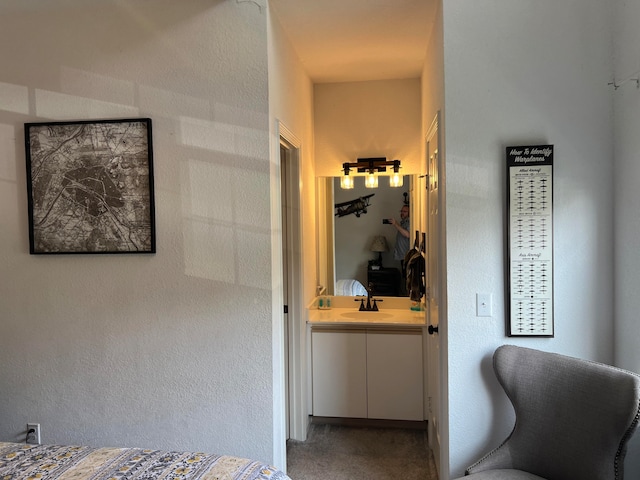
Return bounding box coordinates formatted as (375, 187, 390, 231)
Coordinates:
(26, 119, 155, 254)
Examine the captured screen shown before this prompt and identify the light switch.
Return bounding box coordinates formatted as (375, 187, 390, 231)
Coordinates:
(477, 293, 492, 317)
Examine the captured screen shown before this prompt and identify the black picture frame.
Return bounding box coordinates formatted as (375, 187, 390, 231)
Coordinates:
(24, 118, 156, 254)
(505, 145, 553, 336)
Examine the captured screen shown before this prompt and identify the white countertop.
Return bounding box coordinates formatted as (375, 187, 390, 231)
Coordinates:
(307, 296, 426, 326)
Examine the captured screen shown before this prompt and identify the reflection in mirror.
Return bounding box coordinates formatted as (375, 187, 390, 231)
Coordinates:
(317, 176, 414, 297)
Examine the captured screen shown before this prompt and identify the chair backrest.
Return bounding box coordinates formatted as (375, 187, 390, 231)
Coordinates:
(493, 345, 640, 480)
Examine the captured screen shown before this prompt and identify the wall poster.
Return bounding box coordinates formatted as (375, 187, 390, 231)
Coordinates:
(506, 145, 553, 336)
(25, 118, 155, 254)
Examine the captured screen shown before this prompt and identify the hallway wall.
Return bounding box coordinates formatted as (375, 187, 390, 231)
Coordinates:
(420, 0, 447, 475)
(267, 5, 316, 445)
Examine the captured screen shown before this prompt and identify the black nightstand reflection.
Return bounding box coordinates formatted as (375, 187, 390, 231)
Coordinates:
(367, 267, 401, 296)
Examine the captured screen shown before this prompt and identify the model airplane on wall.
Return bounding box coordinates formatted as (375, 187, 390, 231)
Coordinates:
(335, 194, 375, 217)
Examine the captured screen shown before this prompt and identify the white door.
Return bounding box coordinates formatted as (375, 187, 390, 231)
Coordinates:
(426, 112, 445, 477)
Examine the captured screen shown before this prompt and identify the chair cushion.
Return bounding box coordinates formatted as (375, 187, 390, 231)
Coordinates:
(461, 469, 546, 480)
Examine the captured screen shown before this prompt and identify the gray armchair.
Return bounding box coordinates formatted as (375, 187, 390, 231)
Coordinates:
(455, 345, 640, 480)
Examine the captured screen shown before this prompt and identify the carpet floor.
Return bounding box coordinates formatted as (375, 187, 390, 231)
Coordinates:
(286, 424, 438, 480)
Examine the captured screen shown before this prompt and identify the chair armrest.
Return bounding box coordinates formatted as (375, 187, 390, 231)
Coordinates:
(466, 443, 514, 474)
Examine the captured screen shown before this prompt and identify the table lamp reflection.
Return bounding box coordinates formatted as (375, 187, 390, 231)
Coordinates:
(369, 235, 389, 270)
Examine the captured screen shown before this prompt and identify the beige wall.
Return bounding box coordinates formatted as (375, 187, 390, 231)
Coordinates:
(314, 79, 422, 178)
(268, 6, 316, 307)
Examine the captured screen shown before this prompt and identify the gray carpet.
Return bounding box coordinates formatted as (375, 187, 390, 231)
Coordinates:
(286, 424, 438, 480)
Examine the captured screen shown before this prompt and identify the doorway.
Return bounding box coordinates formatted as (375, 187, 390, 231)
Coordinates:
(278, 123, 305, 442)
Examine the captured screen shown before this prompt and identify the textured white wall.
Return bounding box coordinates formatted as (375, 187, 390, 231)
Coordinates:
(443, 0, 615, 476)
(613, 0, 640, 386)
(0, 0, 280, 467)
(613, 0, 640, 475)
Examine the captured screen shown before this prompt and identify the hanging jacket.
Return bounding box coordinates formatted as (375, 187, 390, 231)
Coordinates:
(404, 248, 425, 301)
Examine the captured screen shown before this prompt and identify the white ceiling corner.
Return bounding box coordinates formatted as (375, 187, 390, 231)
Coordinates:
(270, 0, 436, 83)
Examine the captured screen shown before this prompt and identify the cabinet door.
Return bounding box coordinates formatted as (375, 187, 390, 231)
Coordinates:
(366, 330, 424, 421)
(312, 330, 367, 418)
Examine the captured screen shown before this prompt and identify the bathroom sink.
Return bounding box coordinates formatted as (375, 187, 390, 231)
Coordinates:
(340, 311, 393, 320)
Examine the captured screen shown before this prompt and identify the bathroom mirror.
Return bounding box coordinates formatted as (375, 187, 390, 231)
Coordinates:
(317, 175, 418, 296)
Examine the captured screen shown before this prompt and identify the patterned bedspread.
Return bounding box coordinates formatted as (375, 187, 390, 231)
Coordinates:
(0, 442, 291, 480)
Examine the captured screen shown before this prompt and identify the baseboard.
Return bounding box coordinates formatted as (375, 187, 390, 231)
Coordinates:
(310, 416, 427, 430)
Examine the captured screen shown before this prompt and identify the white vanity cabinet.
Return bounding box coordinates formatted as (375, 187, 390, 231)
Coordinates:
(311, 326, 424, 421)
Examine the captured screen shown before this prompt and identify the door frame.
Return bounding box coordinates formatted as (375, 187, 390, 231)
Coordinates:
(276, 121, 306, 442)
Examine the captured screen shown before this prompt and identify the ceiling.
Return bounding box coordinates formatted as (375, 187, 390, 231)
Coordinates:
(269, 0, 436, 84)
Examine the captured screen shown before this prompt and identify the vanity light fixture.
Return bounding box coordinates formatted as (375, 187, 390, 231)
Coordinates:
(365, 172, 378, 189)
(389, 170, 403, 187)
(389, 159, 403, 187)
(340, 158, 402, 189)
(340, 173, 354, 189)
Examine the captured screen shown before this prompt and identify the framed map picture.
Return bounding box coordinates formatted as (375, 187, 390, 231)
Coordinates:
(24, 118, 156, 254)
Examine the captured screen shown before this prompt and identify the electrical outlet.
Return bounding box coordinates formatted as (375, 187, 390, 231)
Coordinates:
(26, 423, 41, 445)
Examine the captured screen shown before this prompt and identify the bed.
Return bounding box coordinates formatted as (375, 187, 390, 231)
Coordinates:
(335, 279, 368, 296)
(0, 442, 291, 479)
